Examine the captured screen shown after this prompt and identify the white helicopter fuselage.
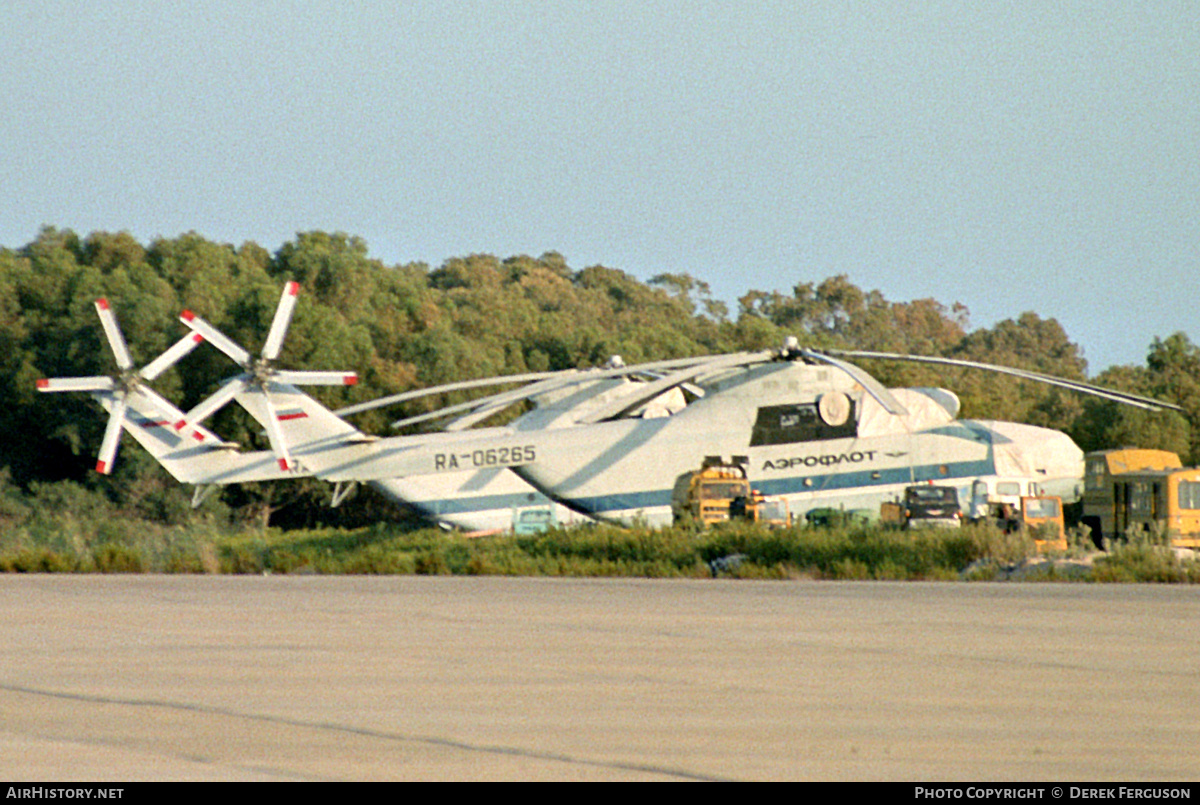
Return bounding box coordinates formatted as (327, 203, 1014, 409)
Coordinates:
(167, 358, 1083, 530)
(509, 361, 1083, 526)
(88, 357, 1086, 532)
(345, 374, 673, 532)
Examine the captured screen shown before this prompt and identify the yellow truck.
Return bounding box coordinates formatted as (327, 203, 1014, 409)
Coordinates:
(672, 459, 790, 527)
(1080, 448, 1200, 549)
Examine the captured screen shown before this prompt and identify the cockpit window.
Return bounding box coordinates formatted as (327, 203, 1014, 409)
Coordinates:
(700, 482, 748, 501)
(750, 401, 857, 446)
(1023, 498, 1060, 518)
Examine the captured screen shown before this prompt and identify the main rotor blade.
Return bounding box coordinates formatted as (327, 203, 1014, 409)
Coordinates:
(95, 397, 128, 474)
(179, 310, 252, 366)
(800, 350, 910, 416)
(432, 370, 704, 432)
(332, 356, 723, 419)
(578, 351, 775, 424)
(262, 281, 300, 361)
(441, 374, 595, 431)
(273, 370, 358, 387)
(825, 350, 1184, 412)
(139, 332, 206, 381)
(36, 376, 117, 393)
(258, 391, 295, 471)
(95, 299, 134, 371)
(175, 375, 252, 434)
(335, 370, 575, 418)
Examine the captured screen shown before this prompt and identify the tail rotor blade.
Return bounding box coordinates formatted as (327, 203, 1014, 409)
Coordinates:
(95, 299, 135, 371)
(42, 299, 220, 475)
(140, 332, 206, 381)
(259, 392, 295, 471)
(96, 397, 128, 474)
(134, 386, 207, 442)
(179, 310, 252, 366)
(174, 376, 251, 435)
(273, 370, 358, 387)
(37, 377, 117, 393)
(262, 281, 300, 361)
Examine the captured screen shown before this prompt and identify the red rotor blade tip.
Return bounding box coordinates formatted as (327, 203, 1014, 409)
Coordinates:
(180, 310, 196, 322)
(343, 375, 358, 386)
(285, 281, 300, 296)
(96, 298, 110, 310)
(95, 460, 108, 474)
(36, 379, 48, 389)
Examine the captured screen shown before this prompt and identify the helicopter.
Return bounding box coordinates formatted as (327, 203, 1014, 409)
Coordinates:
(38, 284, 1183, 529)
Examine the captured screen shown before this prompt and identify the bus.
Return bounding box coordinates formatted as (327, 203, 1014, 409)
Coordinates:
(1080, 449, 1200, 548)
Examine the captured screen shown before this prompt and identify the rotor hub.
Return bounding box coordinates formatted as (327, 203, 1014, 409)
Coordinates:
(249, 357, 275, 383)
(115, 371, 141, 395)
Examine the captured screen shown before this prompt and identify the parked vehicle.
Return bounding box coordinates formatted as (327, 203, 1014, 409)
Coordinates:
(1081, 449, 1200, 549)
(1017, 495, 1067, 552)
(901, 484, 962, 528)
(673, 458, 791, 527)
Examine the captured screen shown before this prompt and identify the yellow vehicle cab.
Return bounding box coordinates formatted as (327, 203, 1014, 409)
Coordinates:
(1019, 495, 1067, 552)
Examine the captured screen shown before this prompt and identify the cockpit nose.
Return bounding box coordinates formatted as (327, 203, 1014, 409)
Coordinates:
(988, 421, 1085, 501)
(912, 388, 960, 419)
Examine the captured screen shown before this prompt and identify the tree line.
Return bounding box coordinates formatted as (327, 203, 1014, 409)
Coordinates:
(0, 226, 1193, 528)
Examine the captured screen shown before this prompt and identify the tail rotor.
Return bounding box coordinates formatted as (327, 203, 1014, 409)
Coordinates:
(36, 298, 207, 474)
(174, 282, 357, 471)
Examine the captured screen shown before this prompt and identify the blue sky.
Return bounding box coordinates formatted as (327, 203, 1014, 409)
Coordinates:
(2, 1, 1196, 373)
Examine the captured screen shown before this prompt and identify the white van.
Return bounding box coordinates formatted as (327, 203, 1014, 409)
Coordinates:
(967, 478, 1044, 521)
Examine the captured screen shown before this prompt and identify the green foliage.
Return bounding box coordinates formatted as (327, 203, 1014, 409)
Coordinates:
(1070, 345, 1196, 461)
(2, 509, 1198, 582)
(92, 544, 147, 573)
(1091, 542, 1200, 583)
(695, 521, 986, 580)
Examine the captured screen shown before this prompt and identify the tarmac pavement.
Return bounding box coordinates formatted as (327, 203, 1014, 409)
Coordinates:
(1, 575, 1198, 781)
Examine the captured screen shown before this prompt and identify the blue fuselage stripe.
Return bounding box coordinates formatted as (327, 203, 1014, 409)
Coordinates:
(567, 457, 997, 517)
(374, 488, 552, 517)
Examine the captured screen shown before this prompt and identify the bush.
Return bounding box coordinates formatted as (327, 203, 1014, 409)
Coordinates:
(0, 514, 1196, 582)
(92, 544, 146, 573)
(1091, 543, 1200, 583)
